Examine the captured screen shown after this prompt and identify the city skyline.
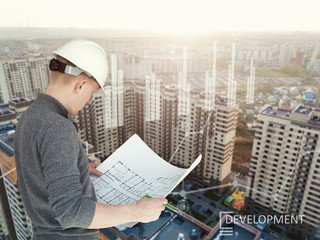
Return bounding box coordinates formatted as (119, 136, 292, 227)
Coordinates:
(1, 0, 320, 33)
(0, 35, 320, 239)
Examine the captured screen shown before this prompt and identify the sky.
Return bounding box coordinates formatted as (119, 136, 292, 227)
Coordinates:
(1, 0, 320, 33)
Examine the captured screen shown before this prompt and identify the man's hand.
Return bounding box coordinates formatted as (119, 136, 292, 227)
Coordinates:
(134, 196, 168, 223)
(88, 162, 103, 176)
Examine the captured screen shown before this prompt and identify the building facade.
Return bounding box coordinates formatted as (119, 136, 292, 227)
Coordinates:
(76, 79, 238, 190)
(245, 104, 320, 239)
(0, 98, 33, 240)
(0, 57, 50, 103)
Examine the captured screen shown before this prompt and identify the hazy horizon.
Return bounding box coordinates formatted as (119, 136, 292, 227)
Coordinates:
(1, 0, 320, 34)
(1, 26, 320, 41)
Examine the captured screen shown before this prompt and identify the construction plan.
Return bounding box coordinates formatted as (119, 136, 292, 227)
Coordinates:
(90, 134, 202, 226)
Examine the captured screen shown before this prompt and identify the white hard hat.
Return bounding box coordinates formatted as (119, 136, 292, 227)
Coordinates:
(53, 39, 108, 96)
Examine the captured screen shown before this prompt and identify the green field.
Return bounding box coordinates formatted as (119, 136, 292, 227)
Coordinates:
(236, 127, 253, 139)
(203, 191, 221, 202)
(190, 209, 207, 222)
(233, 139, 253, 163)
(208, 220, 217, 227)
(233, 121, 254, 164)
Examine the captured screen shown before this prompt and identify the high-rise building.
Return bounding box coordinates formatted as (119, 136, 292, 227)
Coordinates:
(0, 57, 50, 103)
(0, 171, 10, 239)
(123, 55, 153, 80)
(75, 54, 127, 160)
(295, 50, 305, 66)
(306, 44, 319, 72)
(170, 89, 238, 188)
(245, 104, 320, 240)
(0, 98, 33, 240)
(76, 91, 124, 161)
(279, 42, 295, 65)
(76, 79, 238, 190)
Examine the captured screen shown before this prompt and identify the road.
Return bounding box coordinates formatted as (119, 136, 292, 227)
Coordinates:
(229, 173, 248, 188)
(170, 178, 293, 240)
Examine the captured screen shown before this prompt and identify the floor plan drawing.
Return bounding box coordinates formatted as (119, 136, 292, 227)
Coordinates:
(91, 134, 202, 208)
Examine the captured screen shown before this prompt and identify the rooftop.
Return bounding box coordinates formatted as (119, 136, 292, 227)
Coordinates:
(261, 106, 291, 118)
(261, 104, 320, 118)
(216, 97, 236, 105)
(0, 124, 15, 135)
(224, 196, 234, 203)
(9, 97, 33, 109)
(294, 105, 313, 115)
(0, 104, 10, 112)
(0, 109, 15, 116)
(260, 104, 320, 130)
(10, 97, 29, 104)
(105, 209, 209, 239)
(0, 124, 15, 157)
(152, 213, 207, 239)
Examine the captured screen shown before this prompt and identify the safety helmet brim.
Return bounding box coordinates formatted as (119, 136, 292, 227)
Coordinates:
(53, 39, 108, 97)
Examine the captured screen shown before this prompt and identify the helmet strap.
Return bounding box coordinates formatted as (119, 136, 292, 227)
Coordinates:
(49, 58, 89, 77)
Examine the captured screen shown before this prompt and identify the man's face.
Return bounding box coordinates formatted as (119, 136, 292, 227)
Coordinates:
(72, 77, 100, 116)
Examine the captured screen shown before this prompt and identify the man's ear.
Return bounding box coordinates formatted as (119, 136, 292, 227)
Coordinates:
(74, 74, 87, 94)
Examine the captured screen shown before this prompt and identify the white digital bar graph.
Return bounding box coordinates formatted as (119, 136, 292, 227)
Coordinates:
(246, 57, 255, 104)
(145, 73, 161, 121)
(178, 46, 191, 116)
(104, 54, 124, 129)
(227, 43, 237, 107)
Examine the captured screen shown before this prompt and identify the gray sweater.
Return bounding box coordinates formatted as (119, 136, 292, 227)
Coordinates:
(14, 93, 99, 240)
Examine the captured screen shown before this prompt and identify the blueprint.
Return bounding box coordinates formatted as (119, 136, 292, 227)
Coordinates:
(90, 134, 201, 226)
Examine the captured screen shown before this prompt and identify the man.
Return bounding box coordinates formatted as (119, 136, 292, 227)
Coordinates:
(14, 39, 167, 240)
